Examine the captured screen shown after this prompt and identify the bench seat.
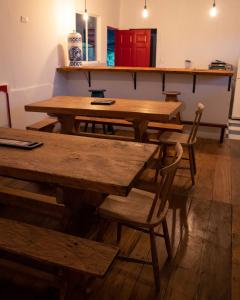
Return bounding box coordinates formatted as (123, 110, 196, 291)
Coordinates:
(182, 120, 227, 143)
(26, 117, 58, 132)
(0, 217, 118, 277)
(75, 116, 183, 132)
(25, 116, 227, 143)
(26, 116, 183, 134)
(0, 186, 64, 218)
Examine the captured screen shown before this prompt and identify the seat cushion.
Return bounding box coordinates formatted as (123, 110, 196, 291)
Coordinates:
(159, 131, 193, 145)
(99, 188, 168, 227)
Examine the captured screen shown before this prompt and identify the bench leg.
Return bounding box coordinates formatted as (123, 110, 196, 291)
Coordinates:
(220, 127, 225, 144)
(84, 122, 89, 132)
(102, 124, 106, 134)
(74, 120, 81, 133)
(59, 281, 68, 300)
(108, 125, 115, 134)
(117, 222, 122, 243)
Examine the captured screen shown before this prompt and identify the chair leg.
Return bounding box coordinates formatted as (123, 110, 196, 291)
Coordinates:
(149, 228, 160, 292)
(117, 223, 122, 243)
(162, 218, 172, 260)
(188, 146, 195, 185)
(191, 145, 197, 174)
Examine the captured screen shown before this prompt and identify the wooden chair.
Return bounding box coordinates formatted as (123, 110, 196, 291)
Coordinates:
(98, 143, 183, 292)
(159, 102, 205, 185)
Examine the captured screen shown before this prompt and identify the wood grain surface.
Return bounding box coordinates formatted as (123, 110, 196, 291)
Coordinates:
(0, 217, 118, 277)
(0, 128, 157, 196)
(25, 96, 182, 122)
(56, 66, 234, 77)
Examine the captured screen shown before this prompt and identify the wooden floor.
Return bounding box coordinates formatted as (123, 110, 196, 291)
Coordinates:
(0, 138, 239, 300)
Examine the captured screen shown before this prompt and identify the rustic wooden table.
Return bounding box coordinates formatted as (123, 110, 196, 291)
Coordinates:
(0, 128, 158, 232)
(25, 96, 182, 142)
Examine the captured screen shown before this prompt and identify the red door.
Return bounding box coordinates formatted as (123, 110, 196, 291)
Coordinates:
(132, 29, 151, 67)
(115, 30, 134, 66)
(115, 29, 151, 67)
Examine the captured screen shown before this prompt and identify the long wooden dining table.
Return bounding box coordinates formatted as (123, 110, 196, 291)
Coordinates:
(25, 96, 182, 142)
(0, 128, 158, 232)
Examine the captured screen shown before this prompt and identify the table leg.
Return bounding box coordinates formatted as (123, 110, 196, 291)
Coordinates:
(56, 187, 107, 236)
(57, 115, 76, 134)
(132, 119, 149, 142)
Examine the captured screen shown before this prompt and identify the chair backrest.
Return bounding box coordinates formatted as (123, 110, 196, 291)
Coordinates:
(147, 142, 183, 222)
(187, 103, 205, 144)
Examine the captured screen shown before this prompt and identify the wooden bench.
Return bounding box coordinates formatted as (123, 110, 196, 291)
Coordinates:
(75, 116, 184, 132)
(0, 217, 118, 299)
(26, 117, 58, 132)
(182, 120, 227, 143)
(27, 116, 183, 134)
(26, 116, 227, 143)
(0, 186, 65, 218)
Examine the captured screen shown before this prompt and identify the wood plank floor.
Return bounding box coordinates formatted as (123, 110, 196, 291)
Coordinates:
(0, 138, 238, 300)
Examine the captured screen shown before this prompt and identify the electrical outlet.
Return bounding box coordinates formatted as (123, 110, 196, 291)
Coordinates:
(20, 16, 29, 23)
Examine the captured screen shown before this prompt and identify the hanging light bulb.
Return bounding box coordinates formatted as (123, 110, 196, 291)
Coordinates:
(142, 0, 149, 18)
(209, 0, 218, 17)
(83, 0, 88, 21)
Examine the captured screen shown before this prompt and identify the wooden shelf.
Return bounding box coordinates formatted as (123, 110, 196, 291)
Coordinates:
(57, 66, 234, 93)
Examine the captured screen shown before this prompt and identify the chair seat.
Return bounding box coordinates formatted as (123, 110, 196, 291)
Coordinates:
(99, 188, 168, 228)
(159, 131, 195, 146)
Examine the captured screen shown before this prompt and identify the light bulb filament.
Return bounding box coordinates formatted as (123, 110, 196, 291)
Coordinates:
(83, 9, 88, 21)
(209, 1, 218, 17)
(142, 6, 149, 18)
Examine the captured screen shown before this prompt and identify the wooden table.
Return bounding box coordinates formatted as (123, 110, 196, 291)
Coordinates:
(25, 96, 182, 142)
(0, 128, 158, 231)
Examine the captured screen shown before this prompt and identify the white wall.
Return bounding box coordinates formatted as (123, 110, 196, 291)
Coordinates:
(119, 0, 240, 68)
(0, 0, 121, 129)
(0, 0, 77, 128)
